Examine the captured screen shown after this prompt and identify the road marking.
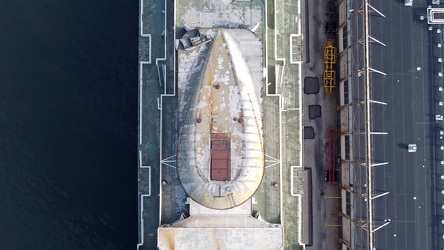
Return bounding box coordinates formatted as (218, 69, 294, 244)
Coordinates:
(137, 144, 152, 248)
(139, 150, 151, 196)
(161, 155, 177, 168)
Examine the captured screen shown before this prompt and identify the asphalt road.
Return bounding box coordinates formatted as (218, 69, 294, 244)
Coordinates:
(302, 0, 340, 249)
(369, 0, 438, 249)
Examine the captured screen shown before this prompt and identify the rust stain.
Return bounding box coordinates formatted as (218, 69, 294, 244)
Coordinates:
(162, 229, 176, 250)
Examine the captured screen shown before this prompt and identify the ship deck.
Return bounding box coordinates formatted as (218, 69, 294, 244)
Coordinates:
(137, 0, 304, 249)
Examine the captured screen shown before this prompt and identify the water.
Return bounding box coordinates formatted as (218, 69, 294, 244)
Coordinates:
(0, 0, 138, 249)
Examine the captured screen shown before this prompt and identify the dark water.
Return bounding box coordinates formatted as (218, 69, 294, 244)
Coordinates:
(0, 0, 138, 249)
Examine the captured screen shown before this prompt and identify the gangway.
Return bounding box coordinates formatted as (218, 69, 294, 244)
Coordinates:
(323, 39, 337, 95)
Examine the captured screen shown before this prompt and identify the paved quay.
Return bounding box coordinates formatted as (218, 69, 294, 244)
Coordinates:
(137, 0, 176, 248)
(301, 0, 340, 249)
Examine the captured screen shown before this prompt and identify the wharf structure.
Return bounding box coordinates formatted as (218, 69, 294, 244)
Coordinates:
(336, 1, 370, 248)
(336, 0, 389, 249)
(137, 0, 305, 249)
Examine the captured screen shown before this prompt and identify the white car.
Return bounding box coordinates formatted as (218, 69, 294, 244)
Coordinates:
(405, 0, 412, 6)
(408, 144, 417, 152)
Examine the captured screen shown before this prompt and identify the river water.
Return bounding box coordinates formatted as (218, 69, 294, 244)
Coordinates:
(0, 0, 138, 249)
